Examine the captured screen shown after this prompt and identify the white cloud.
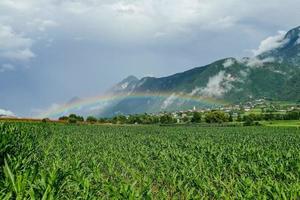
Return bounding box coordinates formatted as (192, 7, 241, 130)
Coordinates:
(161, 93, 177, 109)
(111, 2, 143, 15)
(0, 63, 15, 72)
(2, 49, 35, 61)
(0, 108, 15, 116)
(0, 0, 244, 44)
(0, 0, 299, 45)
(252, 31, 288, 56)
(0, 25, 32, 50)
(200, 71, 235, 98)
(0, 24, 35, 62)
(62, 1, 92, 14)
(246, 57, 275, 67)
(191, 69, 241, 97)
(190, 87, 201, 95)
(223, 58, 235, 68)
(239, 69, 249, 78)
(0, 0, 37, 11)
(28, 19, 58, 32)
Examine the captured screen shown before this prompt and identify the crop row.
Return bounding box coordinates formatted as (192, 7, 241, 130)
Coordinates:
(1, 123, 300, 199)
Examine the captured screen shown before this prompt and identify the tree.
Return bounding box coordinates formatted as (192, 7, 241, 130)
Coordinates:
(241, 113, 265, 126)
(68, 118, 77, 124)
(237, 114, 242, 122)
(228, 114, 233, 122)
(69, 114, 77, 119)
(191, 112, 202, 123)
(42, 118, 50, 123)
(204, 111, 229, 124)
(59, 116, 69, 121)
(112, 115, 127, 124)
(127, 115, 142, 124)
(139, 113, 152, 124)
(284, 111, 300, 120)
(68, 114, 84, 122)
(182, 116, 190, 123)
(98, 118, 110, 123)
(243, 113, 257, 122)
(243, 117, 254, 126)
(65, 114, 84, 124)
(86, 116, 97, 123)
(69, 114, 84, 122)
(263, 113, 275, 121)
(160, 114, 175, 124)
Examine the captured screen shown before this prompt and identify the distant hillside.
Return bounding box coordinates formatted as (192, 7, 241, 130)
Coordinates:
(58, 27, 299, 117)
(94, 26, 300, 117)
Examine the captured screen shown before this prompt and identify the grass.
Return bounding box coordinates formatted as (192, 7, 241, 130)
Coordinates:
(244, 108, 287, 115)
(261, 120, 300, 127)
(1, 122, 300, 199)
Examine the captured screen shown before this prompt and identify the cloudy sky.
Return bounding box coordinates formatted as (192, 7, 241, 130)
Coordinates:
(0, 0, 299, 117)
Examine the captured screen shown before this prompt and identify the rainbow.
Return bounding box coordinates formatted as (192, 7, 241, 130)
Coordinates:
(38, 92, 227, 119)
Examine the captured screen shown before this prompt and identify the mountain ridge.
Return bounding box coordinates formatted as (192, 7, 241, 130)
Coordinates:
(96, 26, 300, 116)
(61, 26, 300, 117)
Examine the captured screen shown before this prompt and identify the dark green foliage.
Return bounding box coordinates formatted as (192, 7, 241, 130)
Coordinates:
(243, 117, 255, 126)
(127, 114, 160, 124)
(65, 114, 84, 124)
(237, 114, 242, 122)
(182, 116, 190, 123)
(98, 118, 110, 123)
(86, 116, 97, 123)
(205, 111, 229, 123)
(68, 118, 77, 124)
(127, 115, 142, 124)
(42, 118, 50, 123)
(243, 113, 261, 122)
(58, 116, 69, 121)
(112, 115, 127, 124)
(241, 111, 300, 122)
(159, 114, 176, 124)
(191, 112, 202, 123)
(284, 111, 300, 120)
(229, 114, 233, 122)
(69, 114, 84, 122)
(0, 123, 17, 166)
(95, 109, 300, 126)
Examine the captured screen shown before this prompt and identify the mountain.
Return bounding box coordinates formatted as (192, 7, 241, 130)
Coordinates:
(259, 26, 300, 65)
(109, 75, 139, 95)
(93, 26, 300, 117)
(49, 26, 296, 117)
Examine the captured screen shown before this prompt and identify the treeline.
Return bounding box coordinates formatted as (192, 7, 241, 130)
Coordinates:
(55, 110, 300, 126)
(241, 111, 300, 125)
(122, 111, 231, 124)
(57, 112, 230, 125)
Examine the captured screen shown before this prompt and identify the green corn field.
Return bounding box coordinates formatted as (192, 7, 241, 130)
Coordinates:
(1, 122, 300, 199)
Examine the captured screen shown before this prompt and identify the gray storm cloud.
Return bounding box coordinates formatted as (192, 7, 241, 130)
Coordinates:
(0, 25, 34, 64)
